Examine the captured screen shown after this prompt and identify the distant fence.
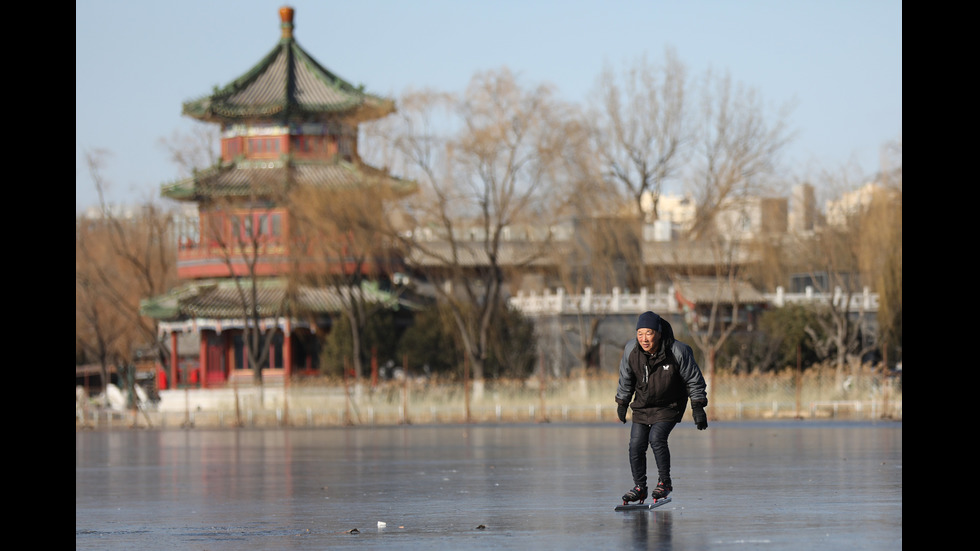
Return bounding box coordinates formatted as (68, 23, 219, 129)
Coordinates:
(76, 367, 901, 429)
(509, 285, 879, 315)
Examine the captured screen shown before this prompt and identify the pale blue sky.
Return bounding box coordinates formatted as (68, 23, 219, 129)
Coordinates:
(75, 0, 902, 212)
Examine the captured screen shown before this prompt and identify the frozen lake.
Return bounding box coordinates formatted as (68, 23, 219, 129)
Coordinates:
(76, 421, 901, 550)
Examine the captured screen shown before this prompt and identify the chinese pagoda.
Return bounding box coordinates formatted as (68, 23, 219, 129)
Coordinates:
(141, 6, 415, 388)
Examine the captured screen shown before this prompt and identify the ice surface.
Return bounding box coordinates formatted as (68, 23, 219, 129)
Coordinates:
(76, 421, 902, 550)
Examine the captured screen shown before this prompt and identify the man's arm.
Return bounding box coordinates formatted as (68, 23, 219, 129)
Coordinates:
(673, 341, 707, 407)
(614, 340, 638, 405)
(674, 341, 709, 429)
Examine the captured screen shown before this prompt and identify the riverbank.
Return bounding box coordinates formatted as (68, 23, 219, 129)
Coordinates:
(76, 369, 902, 429)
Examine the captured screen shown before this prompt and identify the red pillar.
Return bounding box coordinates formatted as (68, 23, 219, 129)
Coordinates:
(225, 333, 233, 376)
(170, 331, 179, 389)
(199, 331, 208, 388)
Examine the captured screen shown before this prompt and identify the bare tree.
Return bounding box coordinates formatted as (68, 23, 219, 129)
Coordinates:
(76, 226, 131, 406)
(549, 215, 645, 375)
(158, 122, 221, 178)
(374, 69, 570, 391)
(669, 68, 794, 400)
(588, 49, 692, 222)
(685, 69, 795, 241)
(200, 192, 289, 387)
(863, 139, 902, 366)
(792, 160, 900, 388)
(798, 234, 878, 388)
(287, 181, 402, 382)
(532, 109, 640, 375)
(76, 150, 178, 406)
(672, 239, 754, 409)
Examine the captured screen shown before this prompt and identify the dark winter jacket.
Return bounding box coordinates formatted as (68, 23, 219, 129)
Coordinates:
(614, 318, 708, 424)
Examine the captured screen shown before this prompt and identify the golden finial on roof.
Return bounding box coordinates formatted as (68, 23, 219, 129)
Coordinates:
(280, 6, 295, 39)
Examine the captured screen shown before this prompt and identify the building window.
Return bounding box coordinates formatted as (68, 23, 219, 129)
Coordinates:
(222, 137, 244, 161)
(789, 273, 828, 293)
(291, 135, 336, 157)
(270, 213, 282, 236)
(248, 137, 281, 158)
(225, 209, 285, 246)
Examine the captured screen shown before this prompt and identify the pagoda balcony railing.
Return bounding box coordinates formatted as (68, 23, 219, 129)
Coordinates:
(177, 239, 289, 260)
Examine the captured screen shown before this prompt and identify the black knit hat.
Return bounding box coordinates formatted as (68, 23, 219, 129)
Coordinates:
(635, 311, 661, 332)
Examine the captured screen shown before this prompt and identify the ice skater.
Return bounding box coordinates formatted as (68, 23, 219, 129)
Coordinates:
(615, 311, 708, 505)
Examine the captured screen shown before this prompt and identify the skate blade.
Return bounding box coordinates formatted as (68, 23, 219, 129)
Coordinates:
(614, 497, 671, 511)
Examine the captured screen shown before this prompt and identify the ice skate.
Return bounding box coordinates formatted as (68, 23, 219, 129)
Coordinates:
(621, 484, 648, 505)
(650, 478, 672, 500)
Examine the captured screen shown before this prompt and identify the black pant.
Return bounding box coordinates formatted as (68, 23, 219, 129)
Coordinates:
(629, 420, 677, 488)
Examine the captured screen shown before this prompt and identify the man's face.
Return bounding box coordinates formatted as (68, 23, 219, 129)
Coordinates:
(636, 328, 658, 353)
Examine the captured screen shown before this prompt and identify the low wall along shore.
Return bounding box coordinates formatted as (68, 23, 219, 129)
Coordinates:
(76, 368, 902, 429)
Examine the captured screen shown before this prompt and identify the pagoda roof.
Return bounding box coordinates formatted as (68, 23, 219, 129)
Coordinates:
(161, 158, 417, 202)
(140, 278, 419, 322)
(181, 6, 394, 124)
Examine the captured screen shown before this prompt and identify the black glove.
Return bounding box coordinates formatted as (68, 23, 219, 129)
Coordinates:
(692, 406, 708, 430)
(617, 403, 628, 424)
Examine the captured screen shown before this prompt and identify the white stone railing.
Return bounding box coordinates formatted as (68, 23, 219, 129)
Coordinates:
(508, 287, 675, 315)
(509, 286, 878, 316)
(768, 286, 879, 311)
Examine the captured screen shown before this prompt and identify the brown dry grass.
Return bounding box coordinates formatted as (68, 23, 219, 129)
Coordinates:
(78, 364, 901, 429)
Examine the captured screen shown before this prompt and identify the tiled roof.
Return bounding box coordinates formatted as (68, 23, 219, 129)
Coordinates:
(642, 241, 760, 267)
(161, 159, 417, 201)
(181, 7, 394, 124)
(405, 240, 575, 268)
(671, 276, 766, 305)
(404, 239, 761, 269)
(140, 278, 414, 321)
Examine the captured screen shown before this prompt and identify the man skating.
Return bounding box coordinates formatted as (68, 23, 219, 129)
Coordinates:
(615, 311, 708, 504)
